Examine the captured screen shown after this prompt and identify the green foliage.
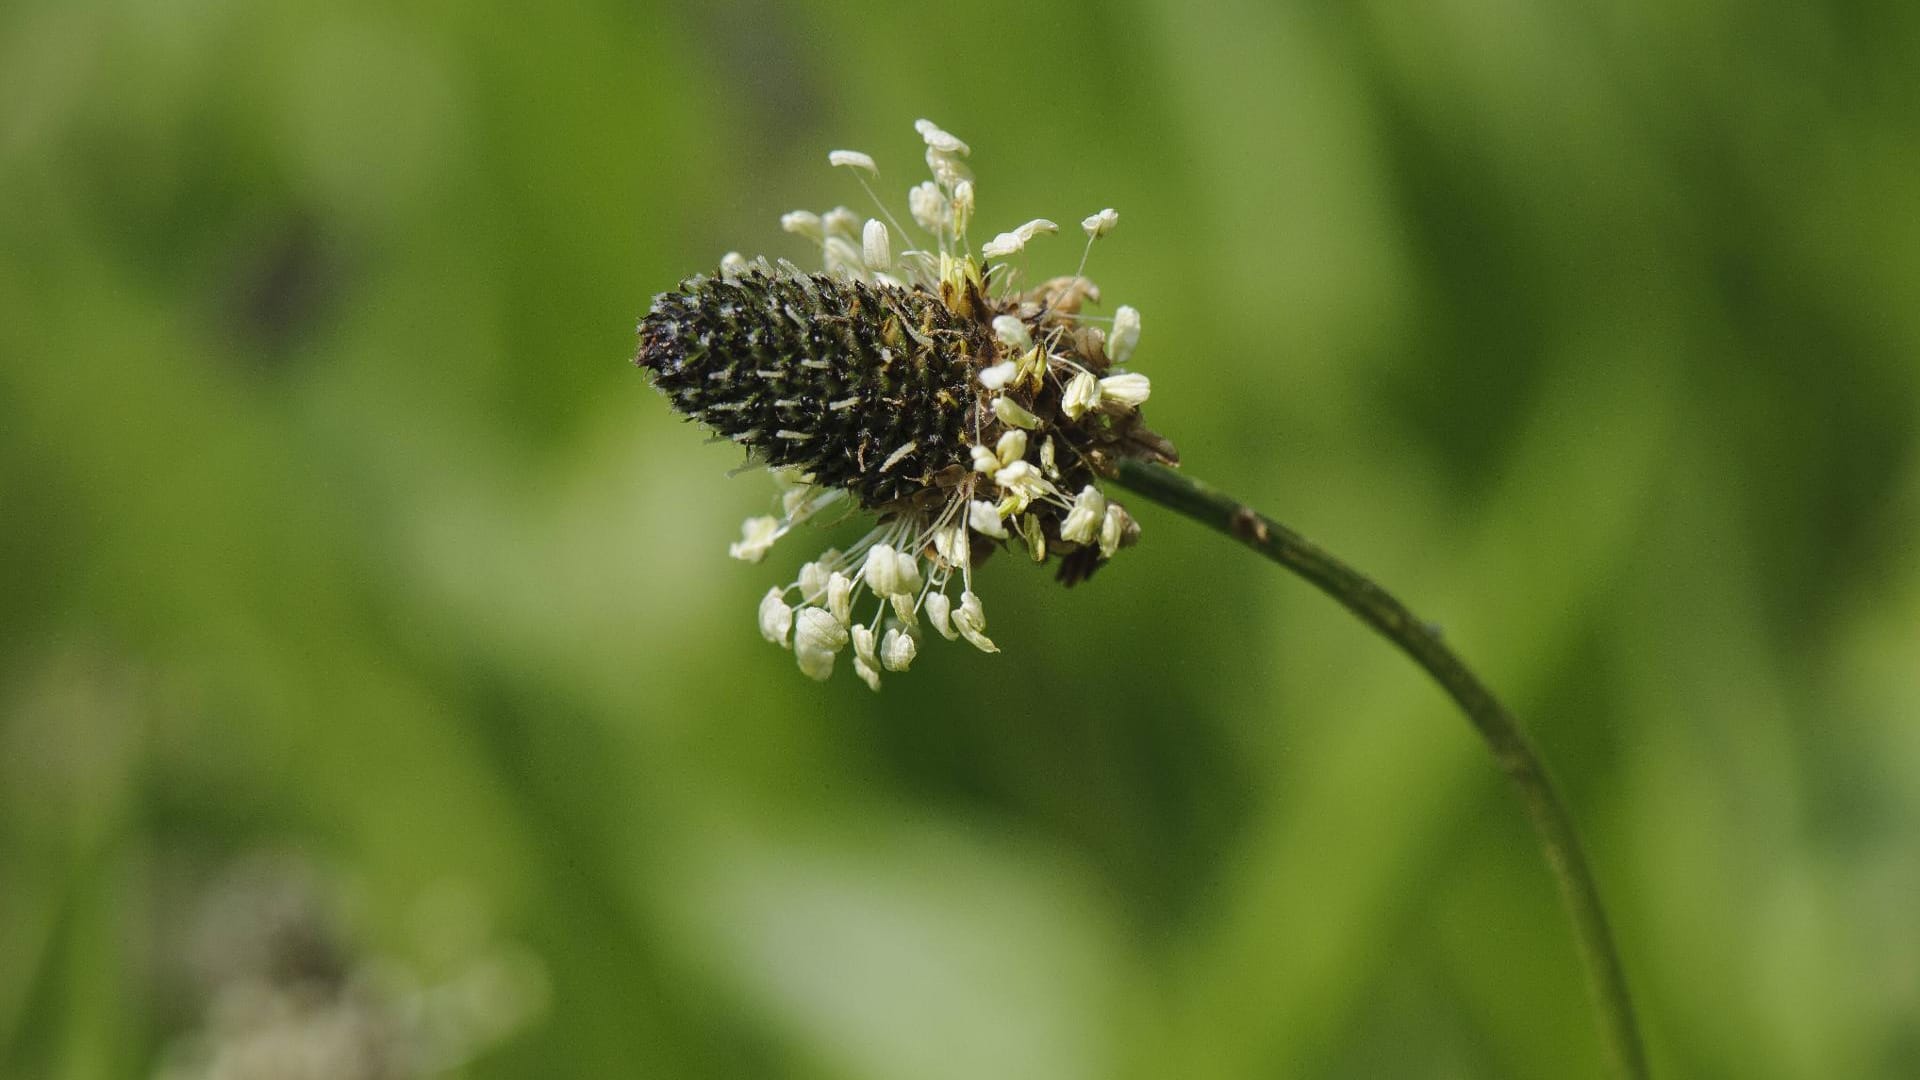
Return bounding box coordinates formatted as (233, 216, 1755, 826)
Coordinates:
(3, 0, 1916, 1076)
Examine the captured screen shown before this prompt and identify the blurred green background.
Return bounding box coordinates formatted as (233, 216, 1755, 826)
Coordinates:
(4, 0, 1917, 1076)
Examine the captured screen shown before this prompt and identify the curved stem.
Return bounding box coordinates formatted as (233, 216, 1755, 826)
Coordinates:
(1112, 459, 1649, 1080)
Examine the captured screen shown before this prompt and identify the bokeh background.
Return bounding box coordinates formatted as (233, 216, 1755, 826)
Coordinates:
(4, 0, 1918, 1076)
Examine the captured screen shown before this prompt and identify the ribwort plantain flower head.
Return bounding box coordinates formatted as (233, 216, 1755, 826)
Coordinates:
(636, 119, 1177, 688)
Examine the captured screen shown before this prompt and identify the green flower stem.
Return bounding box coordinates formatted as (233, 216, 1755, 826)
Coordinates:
(1112, 458, 1649, 1080)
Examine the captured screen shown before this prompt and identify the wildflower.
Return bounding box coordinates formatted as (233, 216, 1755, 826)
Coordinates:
(636, 119, 1178, 687)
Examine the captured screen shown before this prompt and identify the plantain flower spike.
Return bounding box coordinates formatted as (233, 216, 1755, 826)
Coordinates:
(636, 119, 1177, 689)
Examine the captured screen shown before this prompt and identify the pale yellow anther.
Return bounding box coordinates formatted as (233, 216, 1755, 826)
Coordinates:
(995, 429, 1029, 466)
(1019, 512, 1047, 562)
(1062, 371, 1101, 420)
(992, 396, 1041, 429)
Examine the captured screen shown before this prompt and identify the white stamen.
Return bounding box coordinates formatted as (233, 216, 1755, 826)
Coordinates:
(794, 607, 848, 680)
(822, 206, 861, 239)
(968, 499, 1010, 539)
(758, 587, 794, 648)
(780, 211, 824, 240)
(826, 572, 854, 625)
(890, 549, 922, 596)
(1014, 218, 1059, 243)
(862, 218, 892, 269)
(854, 657, 883, 692)
(995, 429, 1028, 466)
(861, 545, 900, 598)
(981, 219, 1056, 259)
(993, 460, 1055, 510)
(953, 591, 998, 653)
(729, 516, 781, 562)
(1108, 305, 1141, 365)
(861, 544, 921, 599)
(1099, 372, 1151, 409)
(908, 181, 951, 233)
(932, 523, 970, 566)
(879, 440, 916, 472)
(880, 628, 917, 672)
(781, 487, 814, 520)
(828, 149, 878, 173)
(981, 231, 1024, 259)
(992, 315, 1033, 352)
(1060, 486, 1107, 544)
(915, 119, 971, 156)
(971, 444, 1002, 476)
(890, 592, 919, 628)
(852, 624, 879, 669)
(979, 361, 1019, 391)
(1062, 371, 1102, 420)
(1099, 503, 1133, 558)
(951, 180, 975, 232)
(720, 251, 748, 278)
(926, 592, 958, 640)
(1081, 208, 1119, 238)
(1018, 512, 1047, 562)
(798, 554, 836, 599)
(925, 147, 971, 190)
(823, 236, 865, 278)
